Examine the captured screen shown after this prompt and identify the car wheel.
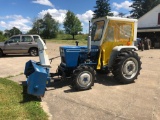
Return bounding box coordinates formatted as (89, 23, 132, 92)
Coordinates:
(29, 48, 38, 56)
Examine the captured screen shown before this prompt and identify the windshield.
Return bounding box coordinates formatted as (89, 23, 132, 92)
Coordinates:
(91, 20, 105, 41)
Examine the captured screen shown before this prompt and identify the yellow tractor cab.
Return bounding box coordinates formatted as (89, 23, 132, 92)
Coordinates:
(91, 16, 138, 70)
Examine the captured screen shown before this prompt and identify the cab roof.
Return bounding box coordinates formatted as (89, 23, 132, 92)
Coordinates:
(92, 16, 138, 23)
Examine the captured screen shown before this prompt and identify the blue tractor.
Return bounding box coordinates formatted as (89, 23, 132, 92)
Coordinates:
(24, 16, 142, 97)
(57, 45, 99, 90)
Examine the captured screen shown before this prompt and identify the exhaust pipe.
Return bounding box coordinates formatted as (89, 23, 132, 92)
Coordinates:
(87, 21, 91, 54)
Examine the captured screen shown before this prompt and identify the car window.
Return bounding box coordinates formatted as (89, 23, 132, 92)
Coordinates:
(33, 36, 39, 42)
(21, 36, 33, 42)
(8, 36, 20, 43)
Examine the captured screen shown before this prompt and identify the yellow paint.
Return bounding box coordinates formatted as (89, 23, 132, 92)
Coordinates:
(97, 20, 134, 69)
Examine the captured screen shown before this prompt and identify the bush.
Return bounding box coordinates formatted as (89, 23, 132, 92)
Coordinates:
(0, 34, 7, 42)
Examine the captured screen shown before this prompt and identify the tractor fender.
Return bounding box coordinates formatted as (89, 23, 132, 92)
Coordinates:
(108, 46, 138, 69)
(112, 46, 138, 51)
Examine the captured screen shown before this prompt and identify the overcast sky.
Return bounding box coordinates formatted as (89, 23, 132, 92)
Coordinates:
(0, 0, 133, 33)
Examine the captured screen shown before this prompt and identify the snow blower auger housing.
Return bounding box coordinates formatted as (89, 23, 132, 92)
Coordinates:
(24, 16, 142, 97)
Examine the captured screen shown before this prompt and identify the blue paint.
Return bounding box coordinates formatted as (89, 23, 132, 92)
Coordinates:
(24, 60, 50, 96)
(60, 45, 99, 68)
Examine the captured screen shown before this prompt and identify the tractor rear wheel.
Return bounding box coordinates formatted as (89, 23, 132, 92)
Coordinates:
(112, 51, 142, 84)
(72, 65, 95, 90)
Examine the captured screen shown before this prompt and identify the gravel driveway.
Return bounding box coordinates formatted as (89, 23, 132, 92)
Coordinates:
(1, 42, 160, 120)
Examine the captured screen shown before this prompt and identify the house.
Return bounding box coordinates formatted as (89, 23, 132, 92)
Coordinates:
(138, 4, 160, 48)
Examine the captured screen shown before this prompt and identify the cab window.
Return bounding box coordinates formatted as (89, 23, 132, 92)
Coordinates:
(105, 26, 114, 41)
(91, 20, 105, 41)
(119, 25, 132, 39)
(104, 20, 133, 42)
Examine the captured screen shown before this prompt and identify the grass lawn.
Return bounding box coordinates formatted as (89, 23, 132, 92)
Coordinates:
(46, 34, 88, 45)
(0, 78, 48, 120)
(47, 39, 87, 45)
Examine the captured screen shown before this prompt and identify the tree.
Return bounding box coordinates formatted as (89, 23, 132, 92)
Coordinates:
(130, 0, 160, 18)
(4, 30, 10, 37)
(0, 31, 3, 35)
(63, 11, 82, 40)
(117, 12, 126, 17)
(42, 13, 59, 39)
(10, 27, 22, 36)
(29, 13, 59, 39)
(143, 0, 160, 14)
(0, 31, 6, 42)
(28, 18, 43, 35)
(93, 0, 113, 18)
(4, 27, 22, 37)
(130, 0, 144, 18)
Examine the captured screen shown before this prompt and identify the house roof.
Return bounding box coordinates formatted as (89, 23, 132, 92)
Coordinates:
(138, 4, 160, 32)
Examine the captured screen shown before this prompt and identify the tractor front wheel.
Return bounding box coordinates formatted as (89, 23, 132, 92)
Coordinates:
(72, 65, 95, 90)
(112, 51, 142, 84)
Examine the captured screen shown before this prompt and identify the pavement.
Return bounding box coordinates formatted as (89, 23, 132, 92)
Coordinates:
(1, 43, 160, 120)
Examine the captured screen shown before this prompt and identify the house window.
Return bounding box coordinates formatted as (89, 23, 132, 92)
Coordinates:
(158, 13, 160, 25)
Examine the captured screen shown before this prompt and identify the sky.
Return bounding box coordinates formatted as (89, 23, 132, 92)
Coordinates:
(0, 0, 133, 33)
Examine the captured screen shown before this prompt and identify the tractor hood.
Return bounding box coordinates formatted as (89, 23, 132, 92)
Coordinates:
(60, 45, 99, 52)
(59, 45, 99, 67)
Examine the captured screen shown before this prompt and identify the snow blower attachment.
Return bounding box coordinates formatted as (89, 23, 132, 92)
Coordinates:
(24, 60, 50, 96)
(24, 36, 51, 97)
